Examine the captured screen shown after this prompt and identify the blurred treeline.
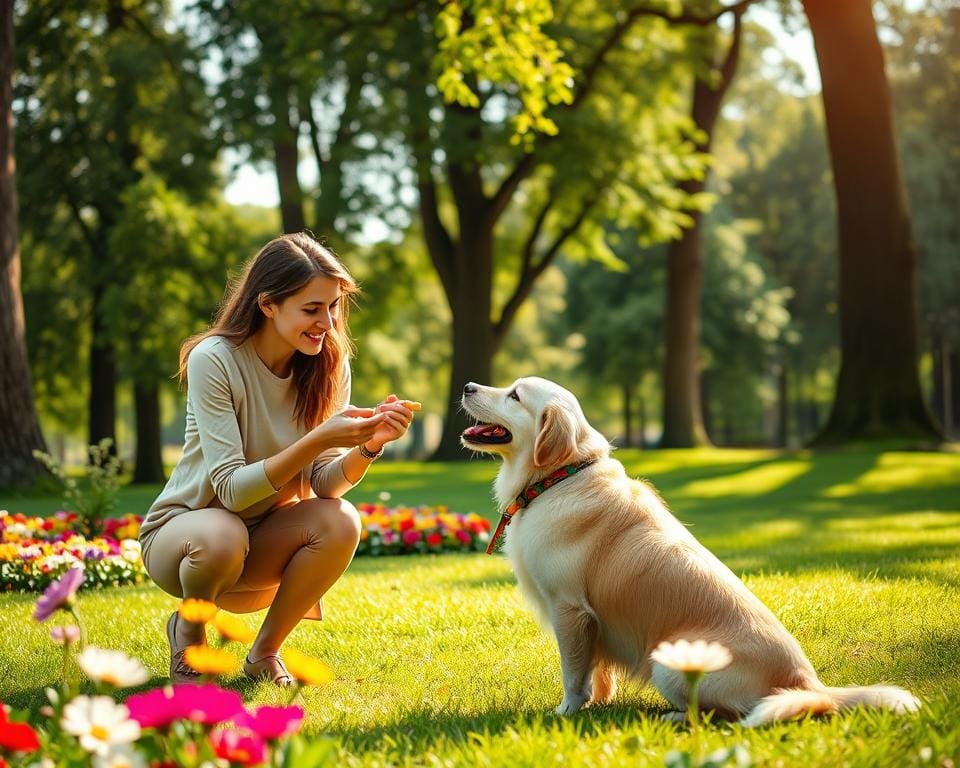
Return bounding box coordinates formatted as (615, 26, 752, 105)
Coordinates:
(9, 0, 959, 478)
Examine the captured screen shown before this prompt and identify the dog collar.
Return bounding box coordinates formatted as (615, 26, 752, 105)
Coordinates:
(485, 458, 598, 555)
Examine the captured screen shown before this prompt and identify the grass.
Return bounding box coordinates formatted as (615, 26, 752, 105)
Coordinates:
(2, 446, 960, 766)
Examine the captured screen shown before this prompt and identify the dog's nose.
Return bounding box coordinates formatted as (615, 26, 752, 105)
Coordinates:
(463, 383, 478, 396)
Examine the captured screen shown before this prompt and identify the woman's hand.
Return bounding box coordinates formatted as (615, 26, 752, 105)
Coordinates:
(365, 394, 416, 451)
(311, 407, 388, 450)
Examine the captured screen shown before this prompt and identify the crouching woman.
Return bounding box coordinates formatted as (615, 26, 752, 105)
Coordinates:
(139, 232, 415, 686)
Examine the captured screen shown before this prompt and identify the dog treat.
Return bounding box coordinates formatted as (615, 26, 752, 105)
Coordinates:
(400, 400, 422, 411)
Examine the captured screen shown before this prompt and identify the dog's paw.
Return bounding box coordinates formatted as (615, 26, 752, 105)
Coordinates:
(660, 711, 688, 724)
(555, 695, 588, 716)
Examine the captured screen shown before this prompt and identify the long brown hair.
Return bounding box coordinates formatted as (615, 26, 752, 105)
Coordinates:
(179, 232, 358, 428)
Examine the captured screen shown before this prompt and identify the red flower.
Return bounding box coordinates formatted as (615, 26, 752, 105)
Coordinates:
(0, 704, 40, 753)
(402, 530, 422, 545)
(210, 727, 266, 766)
(426, 532, 443, 547)
(398, 517, 415, 532)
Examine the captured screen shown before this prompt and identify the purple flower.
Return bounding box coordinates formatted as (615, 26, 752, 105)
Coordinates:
(33, 566, 85, 621)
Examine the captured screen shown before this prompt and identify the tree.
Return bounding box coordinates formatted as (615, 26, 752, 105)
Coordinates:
(562, 244, 664, 448)
(803, 0, 942, 443)
(414, 1, 722, 458)
(0, 0, 47, 488)
(16, 1, 218, 467)
(885, 1, 960, 438)
(660, 6, 747, 447)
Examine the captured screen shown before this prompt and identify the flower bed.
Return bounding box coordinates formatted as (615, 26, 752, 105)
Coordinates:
(1, 504, 491, 592)
(355, 503, 491, 556)
(0, 511, 146, 593)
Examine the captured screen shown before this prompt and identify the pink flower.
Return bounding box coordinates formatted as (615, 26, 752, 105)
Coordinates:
(210, 727, 267, 766)
(402, 530, 421, 546)
(50, 625, 81, 646)
(455, 529, 472, 544)
(33, 566, 85, 621)
(234, 705, 304, 740)
(126, 683, 244, 729)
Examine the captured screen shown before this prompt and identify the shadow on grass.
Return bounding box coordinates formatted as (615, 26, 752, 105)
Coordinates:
(328, 698, 670, 756)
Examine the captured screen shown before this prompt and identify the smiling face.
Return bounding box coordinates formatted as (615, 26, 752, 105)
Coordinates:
(260, 275, 342, 360)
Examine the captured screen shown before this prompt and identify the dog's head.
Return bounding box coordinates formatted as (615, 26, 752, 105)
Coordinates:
(460, 377, 610, 472)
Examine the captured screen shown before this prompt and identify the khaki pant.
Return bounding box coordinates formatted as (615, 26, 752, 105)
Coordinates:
(141, 498, 361, 622)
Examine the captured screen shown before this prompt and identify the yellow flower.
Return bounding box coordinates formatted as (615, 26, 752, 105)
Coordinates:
(283, 648, 334, 686)
(178, 598, 218, 624)
(211, 612, 256, 644)
(183, 645, 239, 676)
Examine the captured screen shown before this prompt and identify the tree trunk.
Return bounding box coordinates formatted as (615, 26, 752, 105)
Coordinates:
(660, 14, 743, 448)
(700, 366, 714, 443)
(637, 385, 647, 449)
(804, 0, 942, 444)
(0, 0, 48, 488)
(272, 85, 305, 233)
(88, 279, 118, 447)
(132, 380, 165, 484)
(934, 339, 957, 438)
(623, 382, 634, 447)
(775, 363, 789, 447)
(949, 349, 960, 437)
(431, 237, 495, 460)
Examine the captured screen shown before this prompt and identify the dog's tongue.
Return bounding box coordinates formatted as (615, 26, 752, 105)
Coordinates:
(463, 424, 508, 438)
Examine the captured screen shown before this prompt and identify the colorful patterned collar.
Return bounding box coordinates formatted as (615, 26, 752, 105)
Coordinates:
(485, 458, 598, 555)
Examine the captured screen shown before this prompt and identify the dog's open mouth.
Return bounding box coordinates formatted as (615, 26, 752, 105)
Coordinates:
(462, 423, 513, 445)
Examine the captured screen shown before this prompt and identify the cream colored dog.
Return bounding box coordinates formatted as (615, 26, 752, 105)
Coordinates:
(460, 377, 920, 726)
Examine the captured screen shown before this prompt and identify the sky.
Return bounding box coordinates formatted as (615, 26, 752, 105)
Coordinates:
(222, 6, 822, 209)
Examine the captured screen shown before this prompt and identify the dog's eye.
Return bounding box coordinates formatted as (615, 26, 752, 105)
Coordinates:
(508, 389, 520, 402)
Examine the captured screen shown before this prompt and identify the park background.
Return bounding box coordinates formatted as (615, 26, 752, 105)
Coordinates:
(1, 1, 960, 767)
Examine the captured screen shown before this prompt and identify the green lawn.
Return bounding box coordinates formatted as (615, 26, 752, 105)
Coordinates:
(2, 447, 959, 766)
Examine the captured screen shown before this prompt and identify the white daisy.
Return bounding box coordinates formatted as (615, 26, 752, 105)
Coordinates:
(650, 639, 732, 674)
(61, 695, 141, 756)
(78, 647, 150, 689)
(77, 647, 149, 689)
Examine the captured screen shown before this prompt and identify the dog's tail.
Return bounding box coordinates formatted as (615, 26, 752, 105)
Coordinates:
(738, 684, 921, 727)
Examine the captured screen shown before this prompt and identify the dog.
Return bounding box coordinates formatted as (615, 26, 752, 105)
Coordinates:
(460, 377, 920, 726)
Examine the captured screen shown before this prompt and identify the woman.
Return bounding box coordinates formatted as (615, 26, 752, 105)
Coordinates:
(139, 232, 416, 686)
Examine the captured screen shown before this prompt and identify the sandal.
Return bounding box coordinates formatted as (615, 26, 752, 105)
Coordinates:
(244, 654, 295, 687)
(166, 611, 203, 684)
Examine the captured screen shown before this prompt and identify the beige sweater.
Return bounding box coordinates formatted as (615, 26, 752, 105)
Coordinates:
(140, 336, 360, 544)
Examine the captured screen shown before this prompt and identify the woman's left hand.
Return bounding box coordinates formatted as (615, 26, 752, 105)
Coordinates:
(365, 394, 415, 451)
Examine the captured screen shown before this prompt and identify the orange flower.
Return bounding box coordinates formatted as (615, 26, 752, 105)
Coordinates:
(183, 645, 239, 676)
(179, 598, 218, 624)
(283, 648, 334, 686)
(211, 612, 256, 644)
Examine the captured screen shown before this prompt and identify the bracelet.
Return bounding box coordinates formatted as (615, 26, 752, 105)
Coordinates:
(358, 442, 384, 461)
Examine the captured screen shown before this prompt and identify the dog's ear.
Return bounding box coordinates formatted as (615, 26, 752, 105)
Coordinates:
(534, 404, 578, 468)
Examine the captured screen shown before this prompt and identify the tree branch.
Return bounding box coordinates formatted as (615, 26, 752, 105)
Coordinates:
(494, 189, 600, 346)
(718, 6, 746, 93)
(488, 1, 756, 233)
(64, 192, 98, 256)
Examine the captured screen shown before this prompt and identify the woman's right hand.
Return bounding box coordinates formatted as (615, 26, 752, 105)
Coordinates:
(311, 407, 388, 450)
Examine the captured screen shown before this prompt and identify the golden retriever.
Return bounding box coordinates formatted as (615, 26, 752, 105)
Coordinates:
(460, 377, 920, 726)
